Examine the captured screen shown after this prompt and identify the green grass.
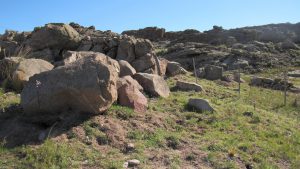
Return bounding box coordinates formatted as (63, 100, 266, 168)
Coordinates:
(0, 70, 300, 168)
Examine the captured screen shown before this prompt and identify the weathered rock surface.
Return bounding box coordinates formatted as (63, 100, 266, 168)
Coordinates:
(21, 54, 119, 122)
(158, 58, 169, 76)
(118, 60, 136, 77)
(187, 98, 214, 112)
(117, 76, 143, 91)
(166, 61, 188, 77)
(122, 27, 165, 41)
(204, 65, 223, 80)
(175, 81, 203, 92)
(117, 79, 148, 113)
(12, 59, 54, 91)
(116, 36, 136, 62)
(62, 51, 120, 73)
(25, 23, 81, 51)
(133, 73, 170, 98)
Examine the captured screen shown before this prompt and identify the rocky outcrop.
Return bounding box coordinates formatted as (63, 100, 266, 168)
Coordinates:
(21, 53, 119, 122)
(122, 27, 166, 41)
(25, 23, 81, 51)
(187, 98, 214, 112)
(133, 73, 170, 98)
(250, 76, 294, 91)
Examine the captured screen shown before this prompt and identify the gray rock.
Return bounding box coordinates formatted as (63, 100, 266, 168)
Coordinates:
(12, 59, 54, 91)
(127, 159, 140, 167)
(176, 81, 203, 92)
(131, 53, 156, 72)
(135, 38, 153, 58)
(166, 61, 188, 77)
(26, 23, 81, 51)
(118, 60, 136, 77)
(133, 73, 170, 98)
(188, 98, 214, 112)
(204, 65, 223, 80)
(116, 36, 136, 62)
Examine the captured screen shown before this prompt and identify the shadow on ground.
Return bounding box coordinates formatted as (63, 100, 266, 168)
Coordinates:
(0, 104, 95, 148)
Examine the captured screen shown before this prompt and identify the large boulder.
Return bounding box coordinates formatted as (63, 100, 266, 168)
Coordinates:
(166, 61, 188, 77)
(118, 60, 136, 77)
(21, 54, 119, 122)
(187, 98, 214, 112)
(25, 23, 81, 51)
(117, 77, 148, 113)
(133, 73, 170, 98)
(175, 81, 203, 92)
(12, 59, 54, 91)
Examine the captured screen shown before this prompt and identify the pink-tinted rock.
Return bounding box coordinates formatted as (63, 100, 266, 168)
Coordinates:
(117, 76, 143, 91)
(118, 83, 148, 113)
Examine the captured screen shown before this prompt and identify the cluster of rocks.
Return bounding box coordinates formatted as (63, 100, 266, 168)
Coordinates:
(249, 76, 299, 92)
(122, 23, 300, 45)
(122, 24, 300, 73)
(0, 23, 204, 123)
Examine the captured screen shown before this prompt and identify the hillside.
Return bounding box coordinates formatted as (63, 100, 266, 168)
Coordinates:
(0, 23, 300, 169)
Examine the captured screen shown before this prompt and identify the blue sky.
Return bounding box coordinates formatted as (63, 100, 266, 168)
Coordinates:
(0, 0, 299, 34)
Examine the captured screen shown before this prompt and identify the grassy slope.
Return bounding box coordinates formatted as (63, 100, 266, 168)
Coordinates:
(0, 70, 299, 169)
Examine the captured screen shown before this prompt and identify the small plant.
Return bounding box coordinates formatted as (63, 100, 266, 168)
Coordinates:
(185, 153, 196, 161)
(166, 135, 180, 149)
(96, 134, 110, 145)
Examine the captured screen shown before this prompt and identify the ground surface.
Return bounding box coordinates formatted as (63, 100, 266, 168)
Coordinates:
(0, 68, 299, 169)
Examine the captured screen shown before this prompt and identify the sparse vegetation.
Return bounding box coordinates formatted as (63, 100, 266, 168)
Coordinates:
(0, 67, 300, 168)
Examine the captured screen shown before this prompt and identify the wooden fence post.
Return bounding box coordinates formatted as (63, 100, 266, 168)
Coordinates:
(193, 58, 198, 84)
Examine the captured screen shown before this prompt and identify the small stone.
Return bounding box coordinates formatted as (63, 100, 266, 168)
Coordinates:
(127, 159, 140, 167)
(125, 143, 135, 152)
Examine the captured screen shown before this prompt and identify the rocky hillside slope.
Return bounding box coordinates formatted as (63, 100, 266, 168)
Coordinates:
(123, 23, 300, 72)
(0, 22, 299, 169)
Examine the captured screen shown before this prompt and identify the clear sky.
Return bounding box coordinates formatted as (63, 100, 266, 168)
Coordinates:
(0, 0, 299, 34)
